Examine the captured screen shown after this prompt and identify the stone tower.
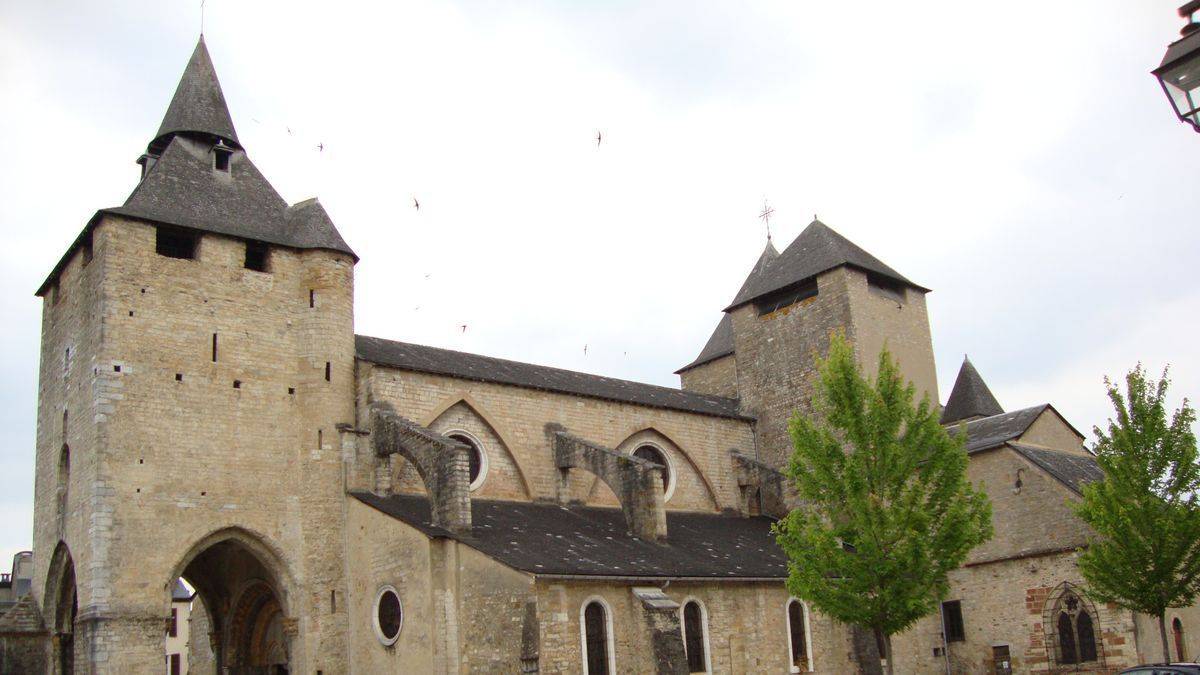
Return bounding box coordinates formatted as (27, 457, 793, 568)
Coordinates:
(31, 37, 356, 673)
(678, 220, 938, 470)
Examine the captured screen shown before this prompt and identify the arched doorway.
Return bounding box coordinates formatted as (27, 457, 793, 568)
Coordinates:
(171, 531, 291, 674)
(45, 542, 77, 675)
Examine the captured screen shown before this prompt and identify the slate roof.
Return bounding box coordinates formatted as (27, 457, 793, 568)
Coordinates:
(1009, 443, 1104, 495)
(726, 220, 927, 311)
(676, 314, 735, 373)
(152, 36, 240, 151)
(941, 357, 1005, 423)
(677, 241, 778, 373)
(351, 492, 787, 578)
(356, 335, 749, 420)
(37, 39, 355, 296)
(171, 579, 193, 602)
(948, 404, 1047, 453)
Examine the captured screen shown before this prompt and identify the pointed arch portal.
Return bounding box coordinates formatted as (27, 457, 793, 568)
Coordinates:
(170, 529, 292, 674)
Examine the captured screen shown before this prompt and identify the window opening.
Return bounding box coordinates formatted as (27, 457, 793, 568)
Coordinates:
(756, 280, 818, 316)
(633, 444, 670, 493)
(941, 600, 965, 642)
(1175, 617, 1186, 661)
(212, 334, 218, 362)
(682, 600, 707, 673)
(992, 645, 1012, 675)
(244, 240, 269, 272)
(788, 599, 810, 672)
(448, 432, 487, 489)
(309, 289, 315, 308)
(1054, 591, 1098, 664)
(583, 601, 610, 675)
(325, 362, 331, 382)
(155, 226, 198, 260)
(374, 587, 402, 645)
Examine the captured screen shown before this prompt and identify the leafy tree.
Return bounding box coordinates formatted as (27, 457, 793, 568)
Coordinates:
(774, 333, 992, 675)
(1073, 365, 1200, 662)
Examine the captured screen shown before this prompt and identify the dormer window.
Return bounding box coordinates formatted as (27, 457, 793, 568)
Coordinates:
(213, 142, 233, 172)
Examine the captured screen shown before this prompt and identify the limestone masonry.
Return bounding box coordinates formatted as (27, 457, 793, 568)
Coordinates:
(1, 36, 1195, 675)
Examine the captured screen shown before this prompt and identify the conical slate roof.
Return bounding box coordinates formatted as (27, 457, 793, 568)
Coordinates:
(677, 241, 779, 373)
(152, 36, 240, 150)
(725, 220, 926, 311)
(941, 357, 1004, 424)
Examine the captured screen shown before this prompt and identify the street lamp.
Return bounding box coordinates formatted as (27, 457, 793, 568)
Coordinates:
(1154, 1, 1200, 133)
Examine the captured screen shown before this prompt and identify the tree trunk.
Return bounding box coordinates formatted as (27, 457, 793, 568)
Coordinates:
(882, 630, 894, 675)
(1159, 612, 1171, 663)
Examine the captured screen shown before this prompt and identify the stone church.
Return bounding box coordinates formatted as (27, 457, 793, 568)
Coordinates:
(2, 37, 1197, 674)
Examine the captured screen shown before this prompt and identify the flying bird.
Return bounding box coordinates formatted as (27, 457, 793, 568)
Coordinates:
(286, 127, 294, 136)
(460, 324, 468, 334)
(596, 131, 602, 147)
(413, 197, 420, 211)
(317, 142, 324, 152)
(424, 273, 432, 280)
(583, 344, 588, 356)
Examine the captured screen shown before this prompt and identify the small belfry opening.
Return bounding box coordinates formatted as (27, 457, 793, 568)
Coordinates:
(170, 531, 291, 674)
(46, 542, 77, 675)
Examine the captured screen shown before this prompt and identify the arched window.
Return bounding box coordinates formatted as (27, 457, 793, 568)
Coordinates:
(1053, 590, 1098, 665)
(681, 599, 710, 673)
(581, 598, 614, 675)
(632, 443, 674, 499)
(1175, 617, 1186, 661)
(786, 598, 812, 672)
(447, 431, 488, 491)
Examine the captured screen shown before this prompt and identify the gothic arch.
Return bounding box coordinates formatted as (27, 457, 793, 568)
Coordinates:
(1042, 582, 1104, 669)
(43, 541, 77, 675)
(166, 526, 295, 672)
(589, 427, 721, 510)
(422, 394, 533, 499)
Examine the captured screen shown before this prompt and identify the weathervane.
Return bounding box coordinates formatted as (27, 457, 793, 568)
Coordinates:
(759, 198, 775, 243)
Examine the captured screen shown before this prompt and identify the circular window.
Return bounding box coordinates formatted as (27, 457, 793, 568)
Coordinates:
(447, 431, 488, 491)
(633, 443, 674, 500)
(374, 586, 403, 646)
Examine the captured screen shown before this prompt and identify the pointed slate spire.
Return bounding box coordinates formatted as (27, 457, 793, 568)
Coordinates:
(941, 357, 1004, 424)
(725, 219, 927, 311)
(677, 241, 780, 373)
(151, 36, 240, 153)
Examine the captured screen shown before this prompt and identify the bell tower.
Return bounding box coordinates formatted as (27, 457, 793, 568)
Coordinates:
(30, 37, 357, 673)
(680, 220, 938, 470)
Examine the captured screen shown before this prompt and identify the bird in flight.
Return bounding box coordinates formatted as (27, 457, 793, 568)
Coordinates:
(583, 344, 589, 356)
(413, 197, 420, 211)
(596, 131, 602, 147)
(286, 127, 294, 135)
(316, 142, 324, 152)
(460, 324, 468, 334)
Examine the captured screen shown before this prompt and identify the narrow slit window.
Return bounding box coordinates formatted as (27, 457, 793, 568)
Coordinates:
(309, 289, 315, 308)
(325, 362, 331, 382)
(155, 226, 198, 260)
(212, 334, 218, 362)
(244, 240, 269, 272)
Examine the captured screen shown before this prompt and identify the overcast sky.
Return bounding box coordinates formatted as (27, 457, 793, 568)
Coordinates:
(1, 1, 1197, 567)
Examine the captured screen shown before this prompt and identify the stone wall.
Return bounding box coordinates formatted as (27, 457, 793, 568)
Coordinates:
(679, 354, 739, 399)
(846, 271, 938, 406)
(730, 267, 854, 471)
(356, 364, 754, 513)
(33, 216, 357, 672)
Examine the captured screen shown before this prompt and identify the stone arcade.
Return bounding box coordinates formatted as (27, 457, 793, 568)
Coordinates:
(3, 38, 1199, 674)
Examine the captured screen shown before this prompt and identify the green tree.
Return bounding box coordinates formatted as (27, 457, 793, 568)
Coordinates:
(774, 333, 992, 675)
(1073, 365, 1200, 662)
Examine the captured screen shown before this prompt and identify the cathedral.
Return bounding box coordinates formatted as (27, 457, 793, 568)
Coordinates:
(1, 37, 1197, 674)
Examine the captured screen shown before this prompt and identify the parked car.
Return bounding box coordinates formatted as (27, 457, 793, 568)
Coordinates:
(1121, 665, 1200, 675)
